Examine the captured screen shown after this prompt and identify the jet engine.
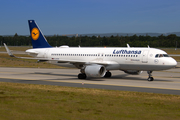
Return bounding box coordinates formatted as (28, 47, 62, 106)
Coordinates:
(84, 65, 106, 77)
(123, 70, 143, 75)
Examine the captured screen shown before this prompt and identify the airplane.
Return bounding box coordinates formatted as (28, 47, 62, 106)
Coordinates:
(4, 20, 177, 81)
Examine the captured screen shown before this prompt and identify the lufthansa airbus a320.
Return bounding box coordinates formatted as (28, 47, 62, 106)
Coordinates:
(4, 20, 177, 81)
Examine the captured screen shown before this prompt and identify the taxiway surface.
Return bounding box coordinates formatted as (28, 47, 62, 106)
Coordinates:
(0, 66, 180, 95)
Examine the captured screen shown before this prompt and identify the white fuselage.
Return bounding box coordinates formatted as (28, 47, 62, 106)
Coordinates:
(26, 46, 177, 71)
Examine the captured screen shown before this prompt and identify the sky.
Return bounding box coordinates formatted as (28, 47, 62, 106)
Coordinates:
(0, 0, 180, 35)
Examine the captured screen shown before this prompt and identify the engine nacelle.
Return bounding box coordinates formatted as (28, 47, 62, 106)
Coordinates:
(84, 65, 106, 77)
(123, 70, 143, 75)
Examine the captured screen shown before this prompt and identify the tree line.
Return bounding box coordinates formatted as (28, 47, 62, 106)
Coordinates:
(0, 33, 179, 48)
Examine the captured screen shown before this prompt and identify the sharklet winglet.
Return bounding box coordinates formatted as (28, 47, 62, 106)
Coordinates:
(4, 43, 15, 57)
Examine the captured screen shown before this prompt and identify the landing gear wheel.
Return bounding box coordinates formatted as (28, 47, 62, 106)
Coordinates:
(147, 71, 154, 81)
(147, 77, 154, 81)
(104, 71, 112, 78)
(78, 73, 87, 79)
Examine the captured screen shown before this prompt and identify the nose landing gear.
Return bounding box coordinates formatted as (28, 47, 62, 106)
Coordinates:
(147, 71, 154, 81)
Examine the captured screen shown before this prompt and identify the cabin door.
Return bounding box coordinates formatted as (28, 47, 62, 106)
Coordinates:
(44, 49, 49, 58)
(142, 51, 149, 63)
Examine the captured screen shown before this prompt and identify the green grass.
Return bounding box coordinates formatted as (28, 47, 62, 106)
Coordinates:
(161, 48, 180, 54)
(0, 46, 31, 51)
(0, 82, 180, 120)
(0, 53, 66, 68)
(0, 47, 180, 119)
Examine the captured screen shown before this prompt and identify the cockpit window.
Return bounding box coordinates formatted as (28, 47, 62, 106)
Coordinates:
(159, 54, 163, 57)
(155, 54, 169, 58)
(163, 54, 169, 57)
(155, 54, 159, 58)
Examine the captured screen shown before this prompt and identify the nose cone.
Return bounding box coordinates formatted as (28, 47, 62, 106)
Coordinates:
(169, 58, 177, 68)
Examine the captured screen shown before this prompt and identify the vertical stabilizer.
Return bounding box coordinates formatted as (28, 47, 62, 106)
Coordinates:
(28, 20, 52, 48)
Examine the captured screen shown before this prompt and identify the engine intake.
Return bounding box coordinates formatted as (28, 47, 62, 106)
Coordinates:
(84, 65, 106, 77)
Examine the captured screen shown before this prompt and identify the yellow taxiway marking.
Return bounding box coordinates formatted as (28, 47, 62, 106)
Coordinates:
(42, 80, 180, 91)
(0, 77, 37, 80)
(1, 76, 180, 91)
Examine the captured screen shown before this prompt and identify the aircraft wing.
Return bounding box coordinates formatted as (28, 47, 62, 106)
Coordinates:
(4, 43, 116, 65)
(4, 43, 49, 60)
(52, 58, 116, 66)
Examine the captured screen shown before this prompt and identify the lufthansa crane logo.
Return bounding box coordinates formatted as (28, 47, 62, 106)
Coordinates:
(31, 28, 39, 40)
(154, 59, 159, 64)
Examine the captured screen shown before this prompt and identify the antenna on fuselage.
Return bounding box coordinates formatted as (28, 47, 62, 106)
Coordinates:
(127, 44, 130, 48)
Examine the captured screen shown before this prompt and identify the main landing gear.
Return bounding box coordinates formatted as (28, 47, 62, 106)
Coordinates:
(147, 71, 154, 81)
(104, 71, 112, 78)
(78, 73, 87, 79)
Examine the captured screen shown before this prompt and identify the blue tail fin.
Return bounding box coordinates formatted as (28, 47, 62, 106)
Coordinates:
(28, 20, 52, 48)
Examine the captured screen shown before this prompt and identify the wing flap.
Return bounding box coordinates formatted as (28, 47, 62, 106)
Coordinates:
(56, 58, 117, 66)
